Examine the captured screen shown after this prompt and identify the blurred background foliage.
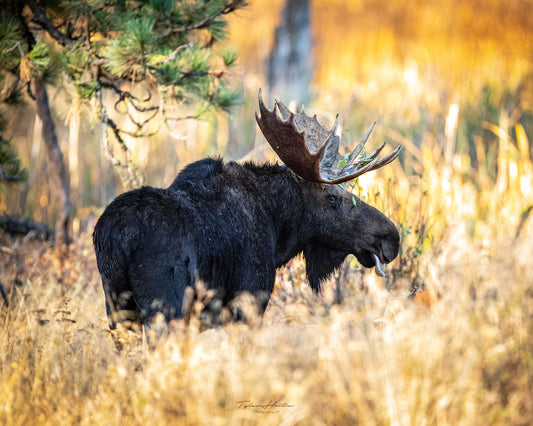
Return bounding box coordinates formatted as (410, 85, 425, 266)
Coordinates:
(0, 0, 532, 238)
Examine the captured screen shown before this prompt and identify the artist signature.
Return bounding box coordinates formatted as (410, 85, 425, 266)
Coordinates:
(235, 400, 295, 414)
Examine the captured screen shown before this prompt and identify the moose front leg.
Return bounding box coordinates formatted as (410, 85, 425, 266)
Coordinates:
(223, 263, 276, 325)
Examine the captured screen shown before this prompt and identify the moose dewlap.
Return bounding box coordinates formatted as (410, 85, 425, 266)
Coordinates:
(93, 90, 401, 334)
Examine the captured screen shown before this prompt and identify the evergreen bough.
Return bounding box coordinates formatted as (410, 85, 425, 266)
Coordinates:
(0, 0, 247, 177)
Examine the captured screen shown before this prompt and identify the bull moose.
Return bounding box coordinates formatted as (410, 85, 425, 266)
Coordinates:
(93, 90, 401, 333)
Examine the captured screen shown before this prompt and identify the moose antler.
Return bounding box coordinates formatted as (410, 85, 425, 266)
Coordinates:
(255, 89, 402, 184)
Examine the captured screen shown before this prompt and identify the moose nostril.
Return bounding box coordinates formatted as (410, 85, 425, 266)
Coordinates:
(380, 237, 399, 263)
(382, 250, 393, 263)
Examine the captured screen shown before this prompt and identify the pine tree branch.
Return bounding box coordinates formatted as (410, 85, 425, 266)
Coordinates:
(165, 114, 200, 123)
(100, 99, 145, 188)
(104, 83, 160, 131)
(93, 58, 117, 83)
(114, 91, 159, 114)
(100, 82, 158, 113)
(149, 41, 196, 65)
(178, 1, 247, 32)
(28, 2, 78, 47)
(122, 108, 160, 133)
(105, 117, 129, 153)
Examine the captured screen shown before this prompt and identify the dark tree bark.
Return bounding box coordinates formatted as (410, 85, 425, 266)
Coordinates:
(6, 3, 73, 248)
(33, 80, 72, 247)
(0, 215, 52, 240)
(0, 280, 7, 306)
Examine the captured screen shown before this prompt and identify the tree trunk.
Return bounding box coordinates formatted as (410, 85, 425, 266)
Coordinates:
(0, 215, 52, 240)
(33, 79, 72, 248)
(268, 0, 312, 104)
(68, 104, 80, 236)
(0, 280, 8, 306)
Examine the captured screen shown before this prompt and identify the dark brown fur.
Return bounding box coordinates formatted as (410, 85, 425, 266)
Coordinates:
(93, 158, 399, 330)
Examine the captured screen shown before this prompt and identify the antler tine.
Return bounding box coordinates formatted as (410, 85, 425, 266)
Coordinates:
(275, 98, 292, 121)
(342, 144, 402, 178)
(320, 142, 401, 184)
(341, 141, 386, 173)
(320, 115, 341, 168)
(330, 114, 340, 136)
(371, 144, 402, 168)
(345, 156, 382, 177)
(345, 121, 376, 165)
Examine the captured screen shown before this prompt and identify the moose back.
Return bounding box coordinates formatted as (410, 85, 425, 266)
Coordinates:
(93, 91, 401, 332)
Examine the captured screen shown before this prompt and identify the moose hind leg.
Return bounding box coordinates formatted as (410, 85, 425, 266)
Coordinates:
(102, 276, 142, 332)
(129, 256, 192, 327)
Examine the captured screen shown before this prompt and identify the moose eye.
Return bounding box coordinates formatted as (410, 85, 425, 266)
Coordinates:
(326, 194, 337, 205)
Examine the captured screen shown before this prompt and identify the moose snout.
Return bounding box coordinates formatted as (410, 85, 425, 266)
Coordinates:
(380, 227, 400, 263)
(360, 203, 400, 264)
(380, 229, 400, 263)
(364, 224, 399, 277)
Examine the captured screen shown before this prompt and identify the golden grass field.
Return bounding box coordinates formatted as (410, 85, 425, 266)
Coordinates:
(1, 132, 532, 425)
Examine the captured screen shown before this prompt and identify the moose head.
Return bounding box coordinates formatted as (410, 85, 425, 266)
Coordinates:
(255, 89, 401, 282)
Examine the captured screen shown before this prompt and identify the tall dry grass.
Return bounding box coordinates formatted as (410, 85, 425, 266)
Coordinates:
(0, 124, 532, 425)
